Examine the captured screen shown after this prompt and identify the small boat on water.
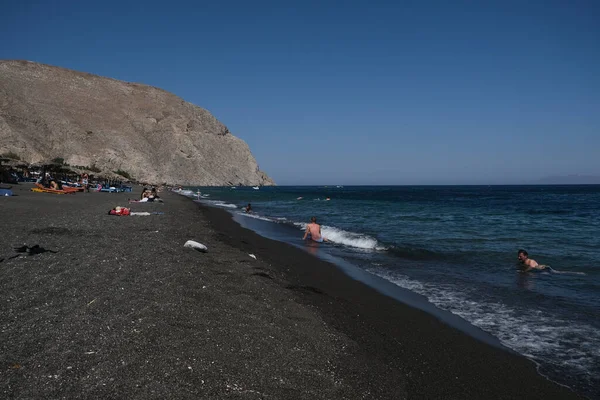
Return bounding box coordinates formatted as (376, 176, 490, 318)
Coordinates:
(252, 186, 259, 190)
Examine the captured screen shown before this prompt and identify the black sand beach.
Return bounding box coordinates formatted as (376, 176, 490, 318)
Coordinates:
(0, 185, 583, 399)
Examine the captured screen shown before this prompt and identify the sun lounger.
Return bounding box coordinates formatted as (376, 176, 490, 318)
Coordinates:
(61, 183, 84, 192)
(61, 186, 83, 193)
(32, 183, 75, 194)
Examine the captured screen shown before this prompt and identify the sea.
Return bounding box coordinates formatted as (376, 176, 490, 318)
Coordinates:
(177, 185, 599, 398)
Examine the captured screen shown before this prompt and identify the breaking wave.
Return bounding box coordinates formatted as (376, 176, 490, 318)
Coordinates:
(368, 268, 600, 395)
(294, 222, 387, 250)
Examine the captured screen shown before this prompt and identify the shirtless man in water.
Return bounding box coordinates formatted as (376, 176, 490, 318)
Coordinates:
(303, 216, 329, 243)
(517, 249, 547, 271)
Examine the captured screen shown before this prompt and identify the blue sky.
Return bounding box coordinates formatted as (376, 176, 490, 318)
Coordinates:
(1, 0, 598, 184)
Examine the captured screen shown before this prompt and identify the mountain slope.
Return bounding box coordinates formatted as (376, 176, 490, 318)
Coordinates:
(0, 60, 274, 186)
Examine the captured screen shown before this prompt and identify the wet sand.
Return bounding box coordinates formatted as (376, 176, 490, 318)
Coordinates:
(0, 184, 582, 399)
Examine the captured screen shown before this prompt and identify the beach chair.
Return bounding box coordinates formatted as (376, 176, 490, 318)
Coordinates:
(31, 182, 75, 194)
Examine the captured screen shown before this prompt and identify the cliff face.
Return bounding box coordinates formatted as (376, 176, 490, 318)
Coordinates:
(0, 60, 275, 186)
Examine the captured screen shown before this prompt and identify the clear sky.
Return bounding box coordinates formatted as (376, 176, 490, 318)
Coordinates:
(1, 0, 599, 185)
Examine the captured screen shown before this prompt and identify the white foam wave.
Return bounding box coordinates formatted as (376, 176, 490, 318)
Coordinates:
(174, 189, 196, 196)
(173, 189, 211, 199)
(547, 267, 586, 275)
(369, 269, 600, 387)
(294, 222, 386, 250)
(238, 212, 273, 222)
(204, 200, 237, 209)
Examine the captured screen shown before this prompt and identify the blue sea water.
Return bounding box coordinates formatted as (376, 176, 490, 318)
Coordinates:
(179, 185, 600, 398)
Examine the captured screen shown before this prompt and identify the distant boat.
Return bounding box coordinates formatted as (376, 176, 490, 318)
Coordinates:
(231, 187, 236, 189)
(252, 186, 259, 190)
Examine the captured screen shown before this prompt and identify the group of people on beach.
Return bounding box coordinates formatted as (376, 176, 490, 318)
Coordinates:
(39, 172, 91, 191)
(139, 187, 161, 202)
(38, 172, 62, 190)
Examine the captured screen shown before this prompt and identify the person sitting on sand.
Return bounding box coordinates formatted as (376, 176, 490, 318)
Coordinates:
(147, 187, 161, 202)
(517, 249, 547, 272)
(303, 216, 329, 243)
(50, 179, 61, 190)
(245, 203, 252, 213)
(131, 188, 162, 203)
(39, 173, 51, 187)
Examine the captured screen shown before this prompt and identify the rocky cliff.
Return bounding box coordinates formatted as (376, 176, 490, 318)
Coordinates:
(0, 60, 275, 186)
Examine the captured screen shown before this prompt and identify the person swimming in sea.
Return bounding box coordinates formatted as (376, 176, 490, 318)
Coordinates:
(517, 249, 548, 272)
(245, 203, 252, 213)
(302, 216, 329, 243)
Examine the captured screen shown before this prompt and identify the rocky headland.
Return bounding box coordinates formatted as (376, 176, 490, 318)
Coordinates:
(0, 60, 274, 186)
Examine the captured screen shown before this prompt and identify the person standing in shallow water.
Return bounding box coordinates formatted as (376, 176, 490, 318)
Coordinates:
(303, 216, 329, 243)
(517, 249, 547, 271)
(245, 203, 252, 213)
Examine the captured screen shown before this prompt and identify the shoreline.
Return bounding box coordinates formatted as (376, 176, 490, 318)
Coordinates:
(186, 194, 584, 398)
(229, 210, 507, 350)
(0, 185, 583, 398)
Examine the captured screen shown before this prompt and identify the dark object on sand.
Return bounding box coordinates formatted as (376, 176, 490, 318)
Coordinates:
(12, 245, 57, 256)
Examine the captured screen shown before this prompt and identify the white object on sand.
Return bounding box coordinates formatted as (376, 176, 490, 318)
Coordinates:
(130, 212, 151, 216)
(248, 254, 257, 260)
(184, 240, 208, 252)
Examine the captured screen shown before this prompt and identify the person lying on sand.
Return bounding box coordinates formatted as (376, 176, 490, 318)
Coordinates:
(517, 249, 547, 272)
(108, 206, 130, 216)
(303, 216, 329, 243)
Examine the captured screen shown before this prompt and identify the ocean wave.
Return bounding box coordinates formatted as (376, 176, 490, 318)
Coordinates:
(238, 212, 274, 222)
(203, 200, 237, 209)
(525, 209, 571, 215)
(294, 222, 386, 250)
(173, 189, 196, 197)
(387, 245, 450, 261)
(368, 268, 600, 394)
(173, 189, 210, 198)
